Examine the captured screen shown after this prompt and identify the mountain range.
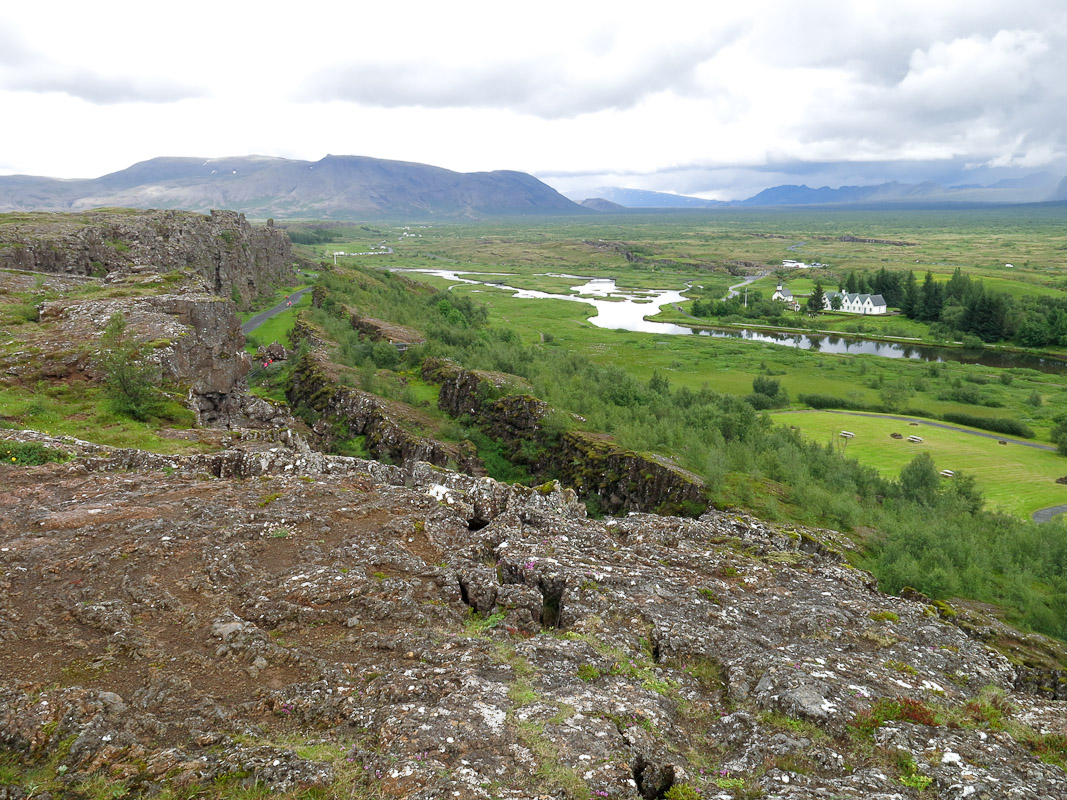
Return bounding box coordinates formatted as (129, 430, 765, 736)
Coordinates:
(0, 155, 585, 219)
(574, 173, 1067, 209)
(3, 155, 1066, 218)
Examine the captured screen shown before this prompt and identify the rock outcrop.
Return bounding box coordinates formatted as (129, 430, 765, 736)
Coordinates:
(423, 358, 708, 516)
(1, 429, 1064, 799)
(38, 293, 253, 425)
(287, 350, 482, 472)
(0, 209, 293, 307)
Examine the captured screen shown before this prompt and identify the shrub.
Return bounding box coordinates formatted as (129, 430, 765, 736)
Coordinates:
(95, 312, 164, 421)
(941, 412, 1034, 439)
(798, 392, 866, 411)
(0, 441, 69, 465)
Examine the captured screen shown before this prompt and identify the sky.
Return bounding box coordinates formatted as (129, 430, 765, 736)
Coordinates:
(2, 0, 1066, 200)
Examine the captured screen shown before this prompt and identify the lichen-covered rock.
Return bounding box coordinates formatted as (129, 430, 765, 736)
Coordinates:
(0, 431, 1063, 799)
(38, 292, 251, 424)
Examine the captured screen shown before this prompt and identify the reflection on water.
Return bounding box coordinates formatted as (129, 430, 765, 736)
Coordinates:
(391, 268, 1066, 373)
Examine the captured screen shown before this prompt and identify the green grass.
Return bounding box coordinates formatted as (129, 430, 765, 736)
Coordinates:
(0, 384, 208, 454)
(772, 410, 1067, 518)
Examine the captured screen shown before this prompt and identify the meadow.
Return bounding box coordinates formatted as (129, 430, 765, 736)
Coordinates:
(772, 410, 1066, 518)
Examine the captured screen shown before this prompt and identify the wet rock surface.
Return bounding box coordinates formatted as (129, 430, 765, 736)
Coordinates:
(1, 432, 1064, 799)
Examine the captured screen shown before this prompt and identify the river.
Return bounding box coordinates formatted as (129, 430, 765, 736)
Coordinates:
(393, 268, 1066, 373)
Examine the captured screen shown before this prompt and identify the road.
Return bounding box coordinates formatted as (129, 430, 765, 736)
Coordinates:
(724, 273, 766, 300)
(240, 287, 313, 335)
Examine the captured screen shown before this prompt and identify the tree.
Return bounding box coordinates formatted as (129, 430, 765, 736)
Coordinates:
(830, 294, 843, 311)
(898, 452, 940, 505)
(919, 272, 944, 322)
(95, 312, 163, 421)
(807, 283, 825, 317)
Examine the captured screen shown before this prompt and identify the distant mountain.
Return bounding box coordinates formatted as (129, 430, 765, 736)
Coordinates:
(566, 187, 726, 208)
(0, 155, 587, 219)
(579, 197, 628, 212)
(737, 173, 1063, 206)
(571, 173, 1064, 209)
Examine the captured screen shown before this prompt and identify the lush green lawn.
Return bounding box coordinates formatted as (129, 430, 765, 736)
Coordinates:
(772, 410, 1067, 518)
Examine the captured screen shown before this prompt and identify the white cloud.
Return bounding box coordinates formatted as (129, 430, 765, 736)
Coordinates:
(1, 0, 1066, 198)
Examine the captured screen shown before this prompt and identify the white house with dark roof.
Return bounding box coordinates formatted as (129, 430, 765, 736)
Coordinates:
(823, 291, 887, 315)
(771, 282, 800, 311)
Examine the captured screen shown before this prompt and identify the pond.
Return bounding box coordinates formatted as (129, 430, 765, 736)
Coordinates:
(393, 268, 1067, 373)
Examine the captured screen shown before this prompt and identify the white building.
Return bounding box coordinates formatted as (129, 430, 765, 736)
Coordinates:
(771, 282, 801, 311)
(823, 291, 887, 315)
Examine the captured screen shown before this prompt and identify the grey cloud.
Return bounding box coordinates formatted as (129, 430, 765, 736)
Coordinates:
(301, 36, 729, 118)
(5, 68, 205, 104)
(0, 27, 35, 66)
(790, 26, 1067, 167)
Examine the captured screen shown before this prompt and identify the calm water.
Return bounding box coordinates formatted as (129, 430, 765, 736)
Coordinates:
(393, 268, 1067, 374)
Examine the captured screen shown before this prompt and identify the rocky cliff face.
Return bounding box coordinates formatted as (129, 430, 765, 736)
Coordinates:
(287, 350, 482, 473)
(37, 292, 254, 425)
(1, 428, 1064, 799)
(423, 358, 708, 516)
(0, 209, 293, 307)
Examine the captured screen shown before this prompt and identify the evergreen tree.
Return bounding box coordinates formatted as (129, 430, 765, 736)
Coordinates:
(900, 271, 919, 316)
(807, 283, 825, 316)
(919, 272, 944, 322)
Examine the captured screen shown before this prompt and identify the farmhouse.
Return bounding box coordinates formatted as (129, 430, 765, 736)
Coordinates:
(823, 291, 887, 315)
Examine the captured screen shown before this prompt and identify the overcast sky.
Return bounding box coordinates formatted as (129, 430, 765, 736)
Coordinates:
(2, 0, 1065, 199)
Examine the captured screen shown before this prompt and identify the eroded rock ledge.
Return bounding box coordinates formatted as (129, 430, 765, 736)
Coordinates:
(423, 357, 708, 516)
(1, 430, 1063, 799)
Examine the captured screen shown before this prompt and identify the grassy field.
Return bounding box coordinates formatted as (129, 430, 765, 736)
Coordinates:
(291, 207, 1067, 297)
(772, 410, 1067, 518)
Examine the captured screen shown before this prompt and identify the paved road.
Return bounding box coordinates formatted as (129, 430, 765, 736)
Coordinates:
(1032, 505, 1067, 523)
(724, 273, 766, 300)
(241, 287, 312, 335)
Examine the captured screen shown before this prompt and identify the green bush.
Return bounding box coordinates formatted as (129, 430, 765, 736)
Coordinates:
(0, 442, 69, 465)
(95, 312, 165, 422)
(941, 412, 1034, 439)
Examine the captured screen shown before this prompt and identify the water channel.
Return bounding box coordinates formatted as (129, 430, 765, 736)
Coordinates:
(394, 268, 1066, 374)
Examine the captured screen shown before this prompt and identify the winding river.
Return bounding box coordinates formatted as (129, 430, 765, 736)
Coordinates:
(394, 268, 1067, 374)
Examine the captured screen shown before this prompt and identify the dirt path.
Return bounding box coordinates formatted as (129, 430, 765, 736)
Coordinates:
(240, 287, 312, 335)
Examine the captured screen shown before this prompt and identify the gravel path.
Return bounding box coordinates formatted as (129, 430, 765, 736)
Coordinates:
(1031, 505, 1067, 523)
